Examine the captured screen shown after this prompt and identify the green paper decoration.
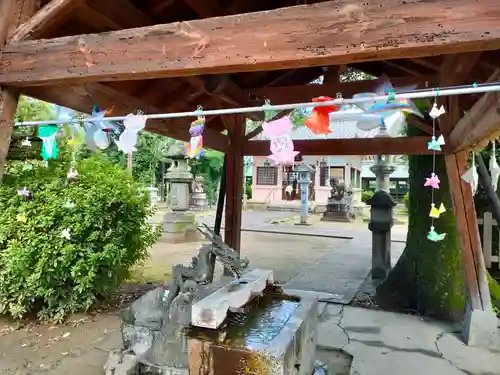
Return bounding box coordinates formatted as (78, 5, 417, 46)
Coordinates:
(38, 125, 59, 161)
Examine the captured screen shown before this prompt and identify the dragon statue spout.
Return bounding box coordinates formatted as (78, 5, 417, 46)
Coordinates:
(164, 223, 249, 309)
(107, 224, 250, 374)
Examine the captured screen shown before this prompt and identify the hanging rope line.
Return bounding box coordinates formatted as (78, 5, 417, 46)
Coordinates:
(13, 81, 500, 127)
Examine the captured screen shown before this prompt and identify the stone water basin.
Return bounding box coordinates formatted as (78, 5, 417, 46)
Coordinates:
(188, 284, 318, 375)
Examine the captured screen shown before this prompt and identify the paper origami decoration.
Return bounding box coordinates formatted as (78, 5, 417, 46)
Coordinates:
(304, 96, 339, 134)
(61, 228, 71, 240)
(116, 113, 147, 154)
(63, 199, 75, 209)
(350, 75, 423, 137)
(429, 103, 446, 119)
(16, 214, 28, 223)
(490, 141, 500, 192)
(429, 203, 446, 219)
(84, 105, 116, 150)
(67, 168, 78, 180)
(17, 186, 30, 197)
(461, 153, 478, 195)
(38, 125, 59, 160)
(21, 137, 31, 147)
(187, 117, 205, 159)
(262, 116, 299, 166)
(427, 135, 446, 151)
(424, 173, 440, 189)
(427, 226, 446, 242)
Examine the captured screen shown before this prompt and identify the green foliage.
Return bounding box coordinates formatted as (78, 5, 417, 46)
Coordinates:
(361, 189, 374, 203)
(488, 273, 500, 316)
(15, 96, 55, 123)
(245, 182, 252, 199)
(106, 132, 174, 185)
(189, 150, 224, 204)
(0, 152, 160, 321)
(403, 192, 409, 209)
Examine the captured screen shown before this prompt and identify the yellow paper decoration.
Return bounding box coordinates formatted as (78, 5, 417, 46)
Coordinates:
(16, 214, 27, 223)
(429, 203, 446, 219)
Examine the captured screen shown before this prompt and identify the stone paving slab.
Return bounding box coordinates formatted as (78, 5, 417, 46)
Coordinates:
(284, 239, 405, 304)
(318, 305, 500, 375)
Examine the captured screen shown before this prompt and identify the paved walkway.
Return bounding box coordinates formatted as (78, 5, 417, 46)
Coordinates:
(197, 211, 408, 242)
(284, 238, 404, 304)
(316, 303, 500, 375)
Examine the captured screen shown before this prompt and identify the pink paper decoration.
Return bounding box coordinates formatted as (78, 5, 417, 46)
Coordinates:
(262, 117, 299, 166)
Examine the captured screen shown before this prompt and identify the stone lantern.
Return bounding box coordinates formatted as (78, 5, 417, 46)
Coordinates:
(367, 190, 396, 279)
(295, 163, 314, 225)
(165, 141, 193, 211)
(163, 141, 200, 242)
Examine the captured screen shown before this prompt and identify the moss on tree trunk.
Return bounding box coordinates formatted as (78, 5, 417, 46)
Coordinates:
(376, 126, 466, 320)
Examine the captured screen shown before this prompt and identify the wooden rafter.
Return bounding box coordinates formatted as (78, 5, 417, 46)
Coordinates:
(2, 0, 500, 86)
(244, 76, 437, 105)
(9, 0, 82, 42)
(448, 69, 500, 151)
(243, 136, 439, 156)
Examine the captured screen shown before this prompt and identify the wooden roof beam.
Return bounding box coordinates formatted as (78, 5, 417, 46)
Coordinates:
(9, 0, 82, 42)
(244, 76, 438, 105)
(243, 136, 441, 156)
(448, 70, 500, 152)
(3, 0, 500, 86)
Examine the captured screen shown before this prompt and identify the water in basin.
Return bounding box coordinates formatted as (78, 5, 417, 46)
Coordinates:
(189, 289, 300, 348)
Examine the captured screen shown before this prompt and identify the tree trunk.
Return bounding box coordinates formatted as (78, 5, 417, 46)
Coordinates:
(376, 126, 466, 320)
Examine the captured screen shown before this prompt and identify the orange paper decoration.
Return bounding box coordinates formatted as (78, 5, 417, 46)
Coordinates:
(304, 96, 339, 134)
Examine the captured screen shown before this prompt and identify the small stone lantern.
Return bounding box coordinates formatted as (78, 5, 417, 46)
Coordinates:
(163, 141, 200, 242)
(165, 141, 193, 211)
(367, 190, 397, 279)
(295, 163, 314, 225)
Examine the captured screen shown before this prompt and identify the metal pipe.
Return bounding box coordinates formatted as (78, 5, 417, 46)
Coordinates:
(13, 82, 500, 127)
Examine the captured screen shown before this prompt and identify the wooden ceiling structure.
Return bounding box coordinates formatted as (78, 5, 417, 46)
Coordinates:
(0, 0, 500, 333)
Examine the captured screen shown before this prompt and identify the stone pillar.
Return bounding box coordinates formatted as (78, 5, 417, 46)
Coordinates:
(369, 156, 396, 193)
(295, 163, 314, 225)
(367, 191, 396, 279)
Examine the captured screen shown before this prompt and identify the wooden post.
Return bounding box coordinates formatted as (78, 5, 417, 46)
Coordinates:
(442, 97, 496, 347)
(0, 0, 41, 181)
(222, 115, 244, 256)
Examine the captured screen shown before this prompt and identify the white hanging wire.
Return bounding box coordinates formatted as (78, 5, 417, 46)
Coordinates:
(12, 81, 500, 127)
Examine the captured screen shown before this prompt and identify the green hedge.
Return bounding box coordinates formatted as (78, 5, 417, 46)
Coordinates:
(0, 154, 160, 321)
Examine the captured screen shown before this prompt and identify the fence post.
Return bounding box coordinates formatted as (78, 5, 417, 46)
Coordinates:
(483, 212, 493, 268)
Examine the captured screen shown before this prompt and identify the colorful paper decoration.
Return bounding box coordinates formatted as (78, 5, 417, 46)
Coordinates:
(351, 77, 422, 137)
(262, 116, 299, 166)
(461, 153, 478, 195)
(187, 117, 205, 159)
(38, 125, 59, 160)
(489, 141, 500, 192)
(63, 199, 75, 209)
(21, 137, 31, 147)
(427, 226, 446, 242)
(67, 167, 78, 180)
(17, 187, 30, 197)
(429, 203, 446, 219)
(424, 173, 440, 189)
(60, 228, 71, 240)
(427, 135, 445, 151)
(116, 113, 146, 154)
(16, 214, 28, 223)
(304, 96, 339, 134)
(84, 106, 115, 150)
(429, 103, 446, 119)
